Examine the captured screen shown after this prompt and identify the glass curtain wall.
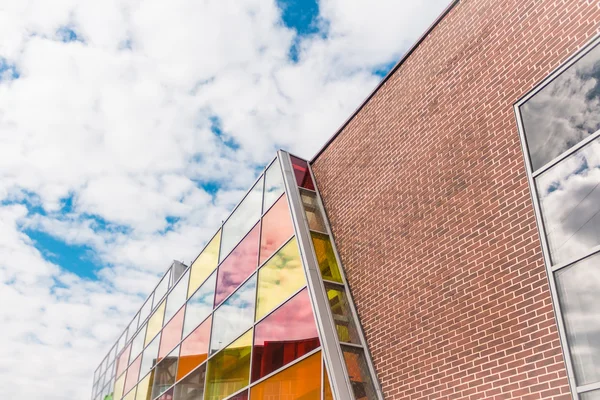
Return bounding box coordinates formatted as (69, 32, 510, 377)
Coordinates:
(516, 36, 600, 399)
(92, 154, 383, 400)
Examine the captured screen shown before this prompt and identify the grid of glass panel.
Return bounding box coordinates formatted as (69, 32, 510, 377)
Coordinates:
(517, 37, 600, 399)
(92, 157, 343, 400)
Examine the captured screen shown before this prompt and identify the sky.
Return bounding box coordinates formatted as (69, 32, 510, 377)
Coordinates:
(0, 0, 451, 398)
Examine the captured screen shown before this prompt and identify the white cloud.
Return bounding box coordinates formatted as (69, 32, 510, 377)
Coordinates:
(0, 0, 451, 398)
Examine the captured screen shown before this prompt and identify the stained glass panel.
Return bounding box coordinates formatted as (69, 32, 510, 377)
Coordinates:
(256, 238, 305, 321)
(159, 306, 185, 359)
(205, 329, 253, 400)
(135, 373, 152, 400)
(183, 271, 216, 339)
(325, 283, 360, 344)
(145, 301, 165, 346)
(164, 271, 189, 324)
(290, 155, 315, 190)
(174, 363, 206, 400)
(114, 374, 125, 400)
(151, 346, 179, 399)
(249, 351, 321, 400)
(188, 230, 221, 298)
(178, 315, 212, 381)
(116, 343, 131, 378)
(220, 177, 264, 261)
(312, 232, 343, 283)
(252, 288, 320, 382)
(130, 325, 147, 364)
(259, 194, 294, 265)
(214, 222, 260, 307)
(140, 332, 160, 381)
(342, 346, 377, 400)
(300, 189, 327, 232)
(210, 274, 256, 355)
(124, 354, 142, 395)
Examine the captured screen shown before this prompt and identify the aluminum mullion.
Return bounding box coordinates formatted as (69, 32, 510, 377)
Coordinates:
(514, 103, 580, 399)
(278, 150, 354, 400)
(578, 381, 600, 394)
(551, 246, 600, 273)
(531, 128, 600, 178)
(305, 157, 385, 400)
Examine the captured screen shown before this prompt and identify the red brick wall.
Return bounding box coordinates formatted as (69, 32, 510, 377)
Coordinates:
(312, 1, 600, 399)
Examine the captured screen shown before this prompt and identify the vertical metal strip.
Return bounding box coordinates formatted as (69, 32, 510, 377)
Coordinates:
(278, 150, 354, 400)
(513, 104, 580, 399)
(304, 158, 385, 400)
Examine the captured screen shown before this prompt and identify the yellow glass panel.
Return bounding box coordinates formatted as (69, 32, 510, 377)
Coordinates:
(145, 301, 165, 346)
(205, 329, 253, 400)
(114, 374, 125, 400)
(250, 351, 321, 400)
(123, 387, 137, 400)
(135, 373, 152, 400)
(324, 362, 333, 400)
(256, 237, 306, 321)
(311, 232, 343, 283)
(188, 230, 221, 298)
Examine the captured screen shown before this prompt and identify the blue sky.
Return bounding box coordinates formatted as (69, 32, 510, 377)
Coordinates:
(0, 0, 450, 398)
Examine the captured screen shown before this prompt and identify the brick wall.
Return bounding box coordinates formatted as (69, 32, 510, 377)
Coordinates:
(311, 0, 600, 399)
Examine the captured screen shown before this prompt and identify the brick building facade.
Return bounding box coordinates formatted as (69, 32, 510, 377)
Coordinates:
(312, 0, 600, 399)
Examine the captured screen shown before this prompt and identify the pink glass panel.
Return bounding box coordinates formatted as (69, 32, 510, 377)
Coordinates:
(178, 315, 212, 380)
(123, 354, 141, 395)
(252, 288, 320, 382)
(116, 343, 131, 378)
(158, 306, 185, 359)
(290, 155, 315, 190)
(259, 194, 294, 265)
(214, 222, 260, 306)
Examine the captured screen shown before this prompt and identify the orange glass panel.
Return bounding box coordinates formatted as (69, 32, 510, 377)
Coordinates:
(174, 363, 206, 399)
(342, 346, 377, 400)
(259, 194, 294, 265)
(188, 230, 221, 298)
(116, 343, 131, 378)
(324, 363, 333, 400)
(124, 354, 142, 395)
(252, 288, 320, 382)
(177, 315, 212, 381)
(256, 238, 306, 321)
(250, 351, 321, 400)
(205, 329, 253, 400)
(214, 222, 260, 307)
(290, 155, 315, 190)
(312, 232, 343, 283)
(158, 306, 185, 359)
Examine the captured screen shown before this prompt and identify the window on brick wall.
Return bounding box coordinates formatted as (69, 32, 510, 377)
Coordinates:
(517, 37, 600, 398)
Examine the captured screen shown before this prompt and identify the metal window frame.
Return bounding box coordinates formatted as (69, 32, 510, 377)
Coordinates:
(514, 31, 600, 400)
(279, 150, 385, 400)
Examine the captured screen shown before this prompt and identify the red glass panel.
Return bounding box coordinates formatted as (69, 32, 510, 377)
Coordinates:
(259, 194, 294, 265)
(230, 390, 249, 400)
(123, 354, 141, 395)
(290, 155, 315, 190)
(158, 306, 185, 359)
(116, 343, 131, 378)
(177, 315, 212, 380)
(214, 222, 260, 307)
(251, 288, 320, 382)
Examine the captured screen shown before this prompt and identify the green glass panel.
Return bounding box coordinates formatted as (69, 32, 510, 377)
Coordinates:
(255, 237, 306, 321)
(311, 232, 343, 283)
(205, 329, 253, 400)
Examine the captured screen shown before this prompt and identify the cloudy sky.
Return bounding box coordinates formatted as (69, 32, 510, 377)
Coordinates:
(0, 0, 450, 398)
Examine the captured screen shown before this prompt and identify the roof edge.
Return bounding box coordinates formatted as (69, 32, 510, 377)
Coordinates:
(310, 0, 460, 164)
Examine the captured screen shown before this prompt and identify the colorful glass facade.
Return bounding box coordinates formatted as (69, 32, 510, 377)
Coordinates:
(91, 153, 382, 400)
